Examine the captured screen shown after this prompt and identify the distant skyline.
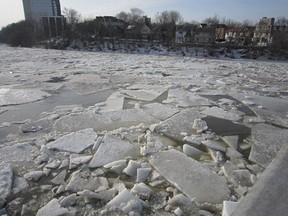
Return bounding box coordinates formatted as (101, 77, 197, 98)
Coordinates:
(1, 0, 288, 29)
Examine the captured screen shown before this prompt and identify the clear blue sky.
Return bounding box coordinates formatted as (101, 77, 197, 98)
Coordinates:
(1, 0, 287, 28)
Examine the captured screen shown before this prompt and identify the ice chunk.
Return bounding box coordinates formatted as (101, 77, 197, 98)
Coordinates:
(104, 160, 127, 174)
(202, 140, 227, 152)
(222, 136, 239, 149)
(249, 123, 288, 167)
(0, 163, 13, 208)
(106, 189, 142, 214)
(89, 134, 139, 168)
(66, 170, 108, 192)
(99, 92, 125, 112)
(47, 128, 97, 154)
(201, 107, 241, 122)
(222, 201, 239, 216)
(24, 171, 43, 182)
(150, 149, 230, 204)
(121, 87, 167, 102)
(53, 109, 159, 133)
(123, 160, 142, 177)
(36, 198, 72, 216)
(155, 108, 203, 141)
(166, 193, 196, 212)
(0, 88, 50, 106)
(193, 119, 208, 133)
(136, 168, 151, 183)
(51, 170, 67, 185)
(183, 144, 205, 160)
(0, 143, 39, 168)
(131, 183, 153, 200)
(11, 177, 29, 195)
(69, 154, 93, 169)
(141, 103, 179, 120)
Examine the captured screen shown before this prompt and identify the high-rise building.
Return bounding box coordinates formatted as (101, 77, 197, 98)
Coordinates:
(22, 0, 62, 23)
(22, 0, 65, 38)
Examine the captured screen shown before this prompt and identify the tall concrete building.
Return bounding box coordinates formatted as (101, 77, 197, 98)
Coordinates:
(22, 0, 65, 38)
(23, 0, 62, 23)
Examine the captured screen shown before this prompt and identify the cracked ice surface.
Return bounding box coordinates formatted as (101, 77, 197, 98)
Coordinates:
(1, 45, 288, 215)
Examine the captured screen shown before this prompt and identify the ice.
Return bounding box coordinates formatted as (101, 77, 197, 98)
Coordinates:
(51, 170, 67, 185)
(163, 89, 212, 108)
(24, 171, 43, 182)
(222, 201, 239, 216)
(36, 198, 73, 216)
(98, 92, 125, 112)
(89, 134, 139, 168)
(106, 189, 142, 214)
(53, 109, 159, 133)
(0, 87, 50, 106)
(65, 170, 108, 192)
(0, 163, 13, 208)
(69, 154, 93, 169)
(202, 140, 227, 152)
(59, 194, 77, 208)
(141, 103, 179, 120)
(249, 123, 288, 167)
(123, 160, 142, 177)
(193, 119, 208, 133)
(201, 107, 242, 122)
(136, 168, 151, 183)
(47, 128, 97, 154)
(222, 136, 239, 149)
(121, 87, 167, 102)
(166, 194, 196, 212)
(11, 177, 29, 195)
(131, 183, 153, 200)
(150, 149, 230, 204)
(104, 160, 127, 174)
(0, 143, 39, 168)
(183, 144, 205, 160)
(155, 108, 203, 141)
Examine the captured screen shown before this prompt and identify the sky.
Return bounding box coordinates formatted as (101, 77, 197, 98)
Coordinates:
(1, 0, 288, 29)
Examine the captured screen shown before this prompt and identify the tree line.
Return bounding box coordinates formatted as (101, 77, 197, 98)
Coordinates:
(0, 7, 287, 48)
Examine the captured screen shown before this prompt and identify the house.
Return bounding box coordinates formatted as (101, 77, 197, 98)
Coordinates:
(95, 16, 126, 38)
(215, 24, 227, 42)
(193, 24, 215, 44)
(125, 16, 153, 40)
(175, 24, 196, 43)
(253, 17, 275, 46)
(225, 26, 254, 45)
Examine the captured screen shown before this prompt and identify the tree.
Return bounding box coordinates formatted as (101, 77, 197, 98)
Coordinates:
(203, 15, 220, 24)
(62, 8, 82, 30)
(275, 16, 288, 26)
(116, 8, 145, 24)
(0, 21, 34, 47)
(155, 10, 183, 43)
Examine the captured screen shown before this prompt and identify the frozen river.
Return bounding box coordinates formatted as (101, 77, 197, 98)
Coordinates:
(0, 45, 288, 215)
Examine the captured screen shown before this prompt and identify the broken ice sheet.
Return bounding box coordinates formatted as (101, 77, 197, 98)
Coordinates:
(154, 108, 203, 141)
(0, 87, 50, 106)
(163, 89, 212, 108)
(231, 93, 288, 127)
(47, 128, 97, 154)
(249, 123, 288, 167)
(150, 149, 230, 204)
(89, 134, 139, 168)
(121, 86, 168, 102)
(202, 116, 251, 136)
(201, 107, 242, 122)
(53, 109, 159, 133)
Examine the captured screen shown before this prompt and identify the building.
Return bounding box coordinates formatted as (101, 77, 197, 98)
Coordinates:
(253, 17, 275, 46)
(22, 0, 65, 38)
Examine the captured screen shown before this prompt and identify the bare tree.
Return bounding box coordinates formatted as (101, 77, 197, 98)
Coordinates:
(116, 8, 144, 24)
(242, 19, 255, 26)
(62, 8, 82, 30)
(275, 16, 288, 26)
(155, 10, 183, 43)
(203, 15, 220, 24)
